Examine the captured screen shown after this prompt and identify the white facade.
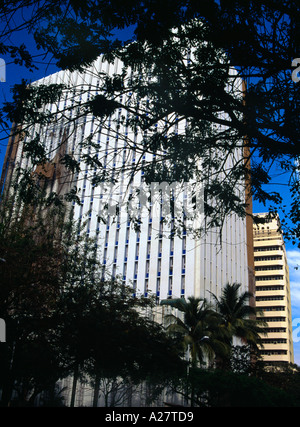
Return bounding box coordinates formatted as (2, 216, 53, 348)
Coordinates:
(6, 54, 251, 303)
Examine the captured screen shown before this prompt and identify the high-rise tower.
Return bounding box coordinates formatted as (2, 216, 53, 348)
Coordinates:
(254, 213, 294, 365)
(1, 55, 253, 304)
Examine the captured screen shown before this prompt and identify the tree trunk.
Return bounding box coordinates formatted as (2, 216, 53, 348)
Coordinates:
(70, 364, 79, 407)
(1, 344, 15, 406)
(93, 373, 101, 407)
(1, 377, 14, 407)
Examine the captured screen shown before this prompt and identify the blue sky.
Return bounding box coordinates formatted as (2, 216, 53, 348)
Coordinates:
(0, 27, 300, 366)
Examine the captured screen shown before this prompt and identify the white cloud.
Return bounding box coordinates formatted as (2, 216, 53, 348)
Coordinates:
(287, 249, 300, 268)
(287, 250, 300, 317)
(286, 250, 300, 366)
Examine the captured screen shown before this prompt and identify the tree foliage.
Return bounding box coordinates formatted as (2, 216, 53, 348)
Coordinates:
(188, 368, 297, 407)
(159, 288, 298, 406)
(161, 284, 267, 369)
(0, 196, 184, 406)
(161, 296, 230, 367)
(210, 283, 267, 348)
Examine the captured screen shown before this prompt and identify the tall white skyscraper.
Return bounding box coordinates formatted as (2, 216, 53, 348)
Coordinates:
(1, 54, 253, 304)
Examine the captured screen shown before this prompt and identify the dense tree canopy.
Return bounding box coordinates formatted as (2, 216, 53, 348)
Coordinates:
(0, 195, 184, 406)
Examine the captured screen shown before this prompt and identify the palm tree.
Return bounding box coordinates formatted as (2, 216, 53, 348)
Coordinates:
(160, 296, 230, 368)
(209, 282, 267, 350)
(160, 296, 231, 406)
